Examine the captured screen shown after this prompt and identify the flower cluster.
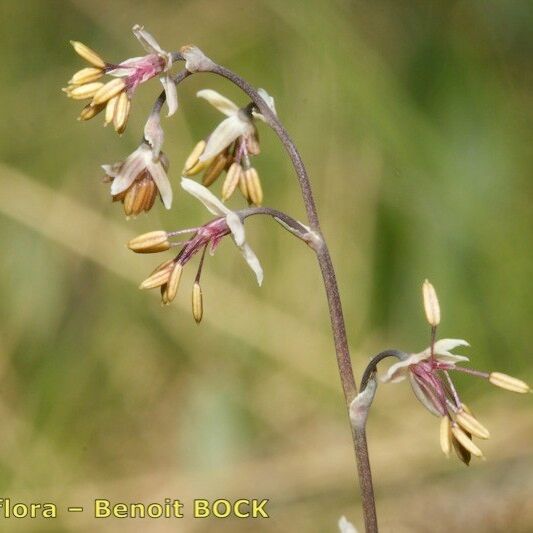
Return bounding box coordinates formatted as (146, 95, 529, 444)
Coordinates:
(64, 27, 277, 217)
(382, 280, 530, 464)
(183, 89, 276, 206)
(63, 25, 177, 134)
(127, 178, 263, 321)
(102, 111, 172, 216)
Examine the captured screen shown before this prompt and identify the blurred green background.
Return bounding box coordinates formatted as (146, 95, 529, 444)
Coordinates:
(0, 0, 531, 531)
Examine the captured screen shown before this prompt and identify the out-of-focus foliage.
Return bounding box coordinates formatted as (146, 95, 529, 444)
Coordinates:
(0, 0, 531, 531)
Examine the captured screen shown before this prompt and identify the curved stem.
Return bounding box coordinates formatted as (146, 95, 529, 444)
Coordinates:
(173, 62, 375, 531)
(360, 349, 406, 391)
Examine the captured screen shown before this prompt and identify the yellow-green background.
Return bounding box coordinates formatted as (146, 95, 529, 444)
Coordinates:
(0, 0, 531, 531)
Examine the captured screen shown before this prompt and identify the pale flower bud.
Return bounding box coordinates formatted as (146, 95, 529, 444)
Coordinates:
(422, 279, 440, 326)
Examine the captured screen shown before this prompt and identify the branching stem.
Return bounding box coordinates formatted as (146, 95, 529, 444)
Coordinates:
(168, 62, 377, 531)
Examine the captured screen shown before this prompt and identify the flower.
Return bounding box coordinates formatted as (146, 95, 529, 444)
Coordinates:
(381, 280, 531, 464)
(102, 137, 172, 217)
(63, 25, 177, 133)
(382, 339, 470, 387)
(183, 88, 276, 205)
(128, 178, 263, 317)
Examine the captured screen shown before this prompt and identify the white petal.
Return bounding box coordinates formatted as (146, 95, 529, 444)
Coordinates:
(253, 88, 277, 122)
(197, 89, 239, 117)
(132, 24, 164, 55)
(437, 353, 470, 364)
(143, 112, 164, 159)
(160, 75, 178, 117)
(408, 373, 445, 417)
(149, 160, 172, 209)
(109, 145, 149, 196)
(226, 212, 245, 246)
(108, 57, 145, 78)
(381, 351, 430, 383)
(239, 242, 263, 286)
(417, 338, 470, 361)
(107, 66, 137, 78)
(381, 360, 409, 383)
(200, 115, 251, 162)
(180, 178, 231, 216)
(338, 516, 358, 533)
(102, 163, 121, 178)
(434, 338, 470, 354)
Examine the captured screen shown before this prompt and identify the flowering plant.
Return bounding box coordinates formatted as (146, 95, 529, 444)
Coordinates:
(64, 26, 530, 532)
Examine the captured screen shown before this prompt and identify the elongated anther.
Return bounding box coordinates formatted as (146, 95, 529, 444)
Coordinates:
(139, 261, 174, 289)
(192, 282, 203, 323)
(489, 372, 531, 393)
(440, 416, 451, 458)
(113, 91, 130, 134)
(64, 82, 104, 100)
(92, 78, 126, 105)
(202, 153, 227, 187)
(451, 425, 483, 458)
(456, 410, 490, 440)
(221, 162, 242, 201)
(69, 67, 103, 85)
(165, 263, 183, 302)
(78, 103, 105, 121)
(128, 231, 170, 253)
(422, 279, 440, 327)
(244, 167, 263, 206)
(183, 140, 206, 174)
(70, 40, 106, 68)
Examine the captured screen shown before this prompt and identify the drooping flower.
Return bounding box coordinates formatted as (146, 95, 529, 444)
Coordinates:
(102, 113, 171, 216)
(183, 88, 276, 205)
(381, 280, 531, 464)
(63, 25, 177, 133)
(128, 178, 263, 318)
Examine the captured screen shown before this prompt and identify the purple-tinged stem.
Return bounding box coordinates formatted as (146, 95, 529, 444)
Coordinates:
(443, 370, 462, 409)
(452, 366, 490, 379)
(170, 63, 375, 531)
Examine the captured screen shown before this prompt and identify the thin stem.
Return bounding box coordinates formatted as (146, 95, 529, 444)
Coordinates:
(353, 422, 377, 531)
(443, 370, 461, 409)
(452, 366, 490, 379)
(429, 325, 437, 361)
(360, 349, 406, 391)
(173, 61, 376, 531)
